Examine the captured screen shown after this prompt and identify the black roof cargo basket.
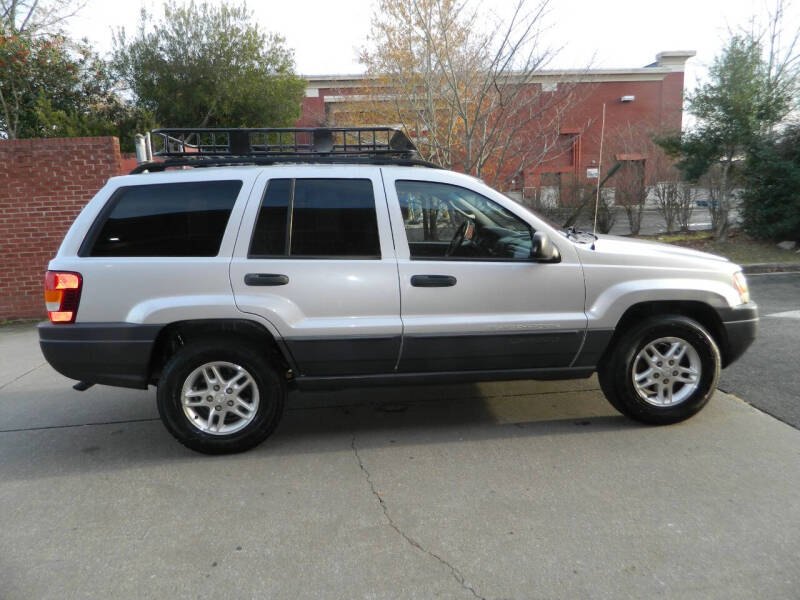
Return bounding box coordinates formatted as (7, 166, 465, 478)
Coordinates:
(131, 127, 438, 173)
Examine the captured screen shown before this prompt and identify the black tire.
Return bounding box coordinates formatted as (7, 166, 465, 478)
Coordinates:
(597, 315, 721, 425)
(157, 339, 285, 454)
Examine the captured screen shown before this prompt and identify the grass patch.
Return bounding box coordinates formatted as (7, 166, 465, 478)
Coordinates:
(0, 318, 40, 328)
(636, 230, 800, 265)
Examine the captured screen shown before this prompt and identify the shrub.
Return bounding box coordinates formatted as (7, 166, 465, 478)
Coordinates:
(741, 125, 800, 241)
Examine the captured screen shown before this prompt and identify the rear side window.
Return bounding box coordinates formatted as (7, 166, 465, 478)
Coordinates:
(249, 178, 380, 258)
(249, 179, 291, 256)
(87, 181, 242, 257)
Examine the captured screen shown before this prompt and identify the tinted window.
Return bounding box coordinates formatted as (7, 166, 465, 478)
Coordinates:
(396, 180, 532, 260)
(89, 181, 242, 257)
(249, 179, 291, 256)
(290, 179, 380, 257)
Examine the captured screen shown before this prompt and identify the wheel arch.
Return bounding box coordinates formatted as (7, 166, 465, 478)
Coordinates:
(148, 318, 296, 384)
(599, 300, 733, 368)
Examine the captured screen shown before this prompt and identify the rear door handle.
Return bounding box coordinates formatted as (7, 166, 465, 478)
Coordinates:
(244, 273, 289, 286)
(410, 274, 457, 287)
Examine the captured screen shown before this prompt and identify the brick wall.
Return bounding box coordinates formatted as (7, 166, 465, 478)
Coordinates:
(0, 137, 122, 320)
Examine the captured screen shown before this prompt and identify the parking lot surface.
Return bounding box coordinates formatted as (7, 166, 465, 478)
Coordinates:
(1, 323, 799, 599)
(720, 272, 800, 427)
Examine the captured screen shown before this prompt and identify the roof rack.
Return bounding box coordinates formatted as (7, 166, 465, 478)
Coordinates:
(131, 126, 438, 174)
(130, 155, 440, 174)
(153, 126, 419, 156)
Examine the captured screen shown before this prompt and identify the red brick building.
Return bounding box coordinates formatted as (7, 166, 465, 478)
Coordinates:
(298, 50, 694, 192)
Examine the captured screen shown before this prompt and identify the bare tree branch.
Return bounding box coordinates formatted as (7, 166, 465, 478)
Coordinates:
(17, 0, 38, 31)
(346, 0, 593, 190)
(1, 0, 86, 35)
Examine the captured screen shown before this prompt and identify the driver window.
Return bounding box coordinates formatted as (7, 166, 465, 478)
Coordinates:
(396, 180, 533, 260)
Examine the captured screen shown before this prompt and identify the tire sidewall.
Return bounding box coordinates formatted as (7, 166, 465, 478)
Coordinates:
(611, 316, 720, 424)
(157, 341, 285, 454)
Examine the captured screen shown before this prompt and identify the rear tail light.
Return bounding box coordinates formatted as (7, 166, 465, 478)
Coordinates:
(44, 271, 82, 323)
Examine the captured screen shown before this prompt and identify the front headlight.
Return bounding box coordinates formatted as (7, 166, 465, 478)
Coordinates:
(733, 271, 750, 304)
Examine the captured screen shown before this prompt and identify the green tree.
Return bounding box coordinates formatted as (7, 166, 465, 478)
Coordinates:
(0, 29, 151, 149)
(0, 0, 83, 138)
(1, 1, 150, 149)
(33, 91, 155, 151)
(112, 1, 305, 129)
(741, 124, 800, 241)
(659, 35, 791, 241)
(0, 30, 81, 138)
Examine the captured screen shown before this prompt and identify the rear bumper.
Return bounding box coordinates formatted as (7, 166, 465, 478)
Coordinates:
(716, 303, 758, 367)
(38, 322, 162, 389)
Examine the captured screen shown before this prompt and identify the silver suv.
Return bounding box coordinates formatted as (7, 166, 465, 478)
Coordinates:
(39, 127, 758, 454)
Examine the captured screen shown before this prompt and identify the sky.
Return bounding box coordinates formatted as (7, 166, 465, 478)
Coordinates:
(68, 0, 800, 91)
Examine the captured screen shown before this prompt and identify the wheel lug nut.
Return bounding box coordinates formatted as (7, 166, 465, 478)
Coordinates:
(213, 385, 220, 391)
(207, 396, 213, 401)
(657, 362, 662, 367)
(673, 371, 678, 376)
(215, 405, 222, 411)
(227, 400, 234, 406)
(653, 373, 660, 378)
(669, 360, 674, 366)
(664, 379, 670, 383)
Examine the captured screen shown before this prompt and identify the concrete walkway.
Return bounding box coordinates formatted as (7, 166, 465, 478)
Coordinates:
(1, 323, 798, 599)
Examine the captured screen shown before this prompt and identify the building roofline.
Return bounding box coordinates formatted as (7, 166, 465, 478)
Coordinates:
(303, 50, 696, 87)
(304, 67, 672, 81)
(305, 69, 676, 89)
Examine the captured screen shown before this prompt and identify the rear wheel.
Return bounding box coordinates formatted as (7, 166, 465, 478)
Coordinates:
(597, 315, 720, 425)
(157, 340, 285, 454)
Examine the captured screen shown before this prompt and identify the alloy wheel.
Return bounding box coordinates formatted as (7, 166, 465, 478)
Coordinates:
(631, 336, 701, 407)
(180, 361, 260, 435)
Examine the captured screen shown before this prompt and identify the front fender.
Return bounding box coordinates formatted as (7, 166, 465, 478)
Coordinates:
(587, 278, 739, 329)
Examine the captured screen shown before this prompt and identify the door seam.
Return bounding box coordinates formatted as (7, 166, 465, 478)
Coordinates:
(379, 168, 405, 372)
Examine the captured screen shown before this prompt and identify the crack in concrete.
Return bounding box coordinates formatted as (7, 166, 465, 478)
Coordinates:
(0, 361, 47, 391)
(0, 417, 160, 434)
(350, 434, 487, 600)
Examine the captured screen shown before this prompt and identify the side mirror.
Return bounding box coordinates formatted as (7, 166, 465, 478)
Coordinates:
(530, 231, 561, 263)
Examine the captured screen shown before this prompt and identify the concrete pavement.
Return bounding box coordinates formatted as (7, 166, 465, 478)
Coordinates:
(720, 272, 800, 428)
(1, 323, 799, 599)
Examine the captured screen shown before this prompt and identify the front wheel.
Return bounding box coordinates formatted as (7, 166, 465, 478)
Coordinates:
(597, 315, 721, 425)
(157, 340, 285, 454)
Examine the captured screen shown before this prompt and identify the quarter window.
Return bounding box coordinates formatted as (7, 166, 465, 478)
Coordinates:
(87, 181, 242, 257)
(395, 180, 533, 260)
(249, 178, 380, 258)
(249, 179, 291, 256)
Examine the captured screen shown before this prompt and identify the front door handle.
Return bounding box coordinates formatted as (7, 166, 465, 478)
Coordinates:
(410, 274, 457, 287)
(244, 273, 289, 286)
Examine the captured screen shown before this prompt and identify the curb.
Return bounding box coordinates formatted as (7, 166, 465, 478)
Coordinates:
(742, 262, 800, 274)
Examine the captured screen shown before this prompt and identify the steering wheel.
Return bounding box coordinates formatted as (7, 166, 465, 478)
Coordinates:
(445, 219, 470, 257)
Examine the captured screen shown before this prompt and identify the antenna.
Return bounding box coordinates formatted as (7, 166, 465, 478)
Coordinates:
(591, 103, 607, 250)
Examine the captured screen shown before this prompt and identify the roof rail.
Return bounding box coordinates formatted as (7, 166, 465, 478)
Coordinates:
(150, 127, 420, 159)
